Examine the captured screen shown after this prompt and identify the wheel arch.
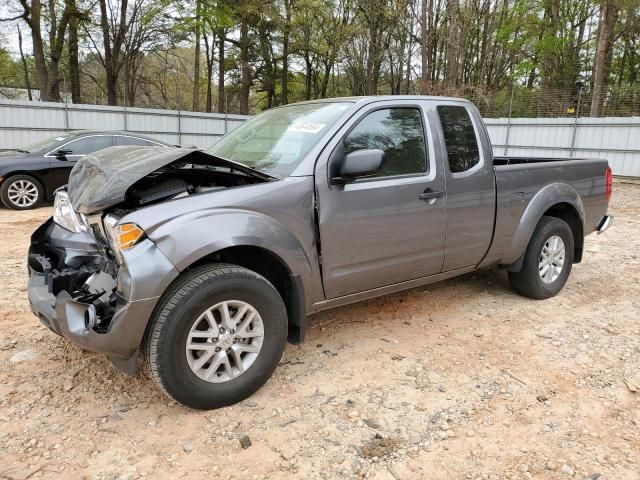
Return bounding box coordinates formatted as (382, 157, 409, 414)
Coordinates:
(177, 245, 307, 344)
(503, 183, 585, 270)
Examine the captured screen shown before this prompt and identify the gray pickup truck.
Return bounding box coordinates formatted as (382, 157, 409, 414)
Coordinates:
(27, 96, 613, 409)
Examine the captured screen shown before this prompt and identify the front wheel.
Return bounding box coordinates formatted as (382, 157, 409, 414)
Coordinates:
(508, 216, 574, 300)
(145, 264, 288, 409)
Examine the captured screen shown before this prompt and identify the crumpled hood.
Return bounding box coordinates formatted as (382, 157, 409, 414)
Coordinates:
(68, 146, 271, 214)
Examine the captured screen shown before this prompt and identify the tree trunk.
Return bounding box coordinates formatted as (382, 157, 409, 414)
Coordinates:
(30, 0, 50, 100)
(444, 0, 460, 88)
(192, 0, 201, 111)
(99, 0, 117, 105)
(239, 19, 251, 114)
(420, 0, 433, 94)
(17, 25, 32, 101)
(217, 31, 225, 113)
(281, 0, 291, 105)
(590, 0, 619, 117)
(204, 33, 214, 113)
(68, 15, 81, 103)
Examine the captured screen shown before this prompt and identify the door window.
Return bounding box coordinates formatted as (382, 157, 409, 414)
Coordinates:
(437, 105, 480, 173)
(63, 135, 113, 155)
(343, 108, 427, 178)
(114, 136, 159, 147)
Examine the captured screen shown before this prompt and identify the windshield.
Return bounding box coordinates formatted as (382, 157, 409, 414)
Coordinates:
(207, 102, 352, 177)
(23, 133, 75, 153)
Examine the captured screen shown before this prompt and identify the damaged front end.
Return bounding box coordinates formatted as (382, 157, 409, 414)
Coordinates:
(27, 146, 272, 373)
(27, 207, 180, 374)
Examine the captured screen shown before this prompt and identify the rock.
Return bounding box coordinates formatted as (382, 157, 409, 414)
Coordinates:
(536, 395, 548, 403)
(466, 430, 475, 437)
(9, 350, 37, 364)
(347, 410, 358, 418)
(560, 464, 575, 476)
(63, 380, 74, 392)
(437, 384, 447, 392)
(0, 340, 17, 351)
(239, 435, 252, 449)
(183, 442, 194, 453)
(363, 419, 380, 429)
(0, 464, 41, 480)
(624, 374, 639, 393)
(586, 474, 601, 480)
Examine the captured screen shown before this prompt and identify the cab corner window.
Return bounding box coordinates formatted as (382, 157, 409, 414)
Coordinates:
(437, 105, 480, 173)
(344, 107, 427, 178)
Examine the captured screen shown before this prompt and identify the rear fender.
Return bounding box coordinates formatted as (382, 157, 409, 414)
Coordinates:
(502, 183, 585, 266)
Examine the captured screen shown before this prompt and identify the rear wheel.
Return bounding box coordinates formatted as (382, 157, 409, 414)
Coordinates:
(0, 174, 44, 210)
(508, 216, 574, 299)
(145, 264, 287, 409)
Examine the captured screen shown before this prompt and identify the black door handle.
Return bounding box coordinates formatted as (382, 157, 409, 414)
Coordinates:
(418, 190, 444, 200)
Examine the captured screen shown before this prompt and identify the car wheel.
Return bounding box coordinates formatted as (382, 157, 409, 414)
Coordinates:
(145, 263, 288, 410)
(508, 216, 574, 300)
(0, 174, 44, 210)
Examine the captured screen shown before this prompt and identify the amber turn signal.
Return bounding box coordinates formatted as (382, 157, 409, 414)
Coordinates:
(113, 223, 145, 250)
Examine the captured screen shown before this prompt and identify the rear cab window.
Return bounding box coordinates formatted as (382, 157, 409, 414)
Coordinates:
(437, 105, 480, 173)
(343, 107, 427, 178)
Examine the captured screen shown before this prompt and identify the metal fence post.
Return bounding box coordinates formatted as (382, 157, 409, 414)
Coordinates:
(224, 91, 229, 135)
(64, 100, 69, 131)
(503, 85, 514, 156)
(569, 89, 582, 158)
(178, 110, 182, 145)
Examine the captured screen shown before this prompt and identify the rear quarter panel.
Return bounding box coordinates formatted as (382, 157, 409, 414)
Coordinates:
(481, 159, 609, 267)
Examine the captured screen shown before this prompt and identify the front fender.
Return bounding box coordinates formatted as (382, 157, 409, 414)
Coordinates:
(503, 182, 585, 265)
(145, 207, 316, 280)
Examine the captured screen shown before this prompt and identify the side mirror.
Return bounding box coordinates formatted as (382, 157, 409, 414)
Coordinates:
(55, 149, 73, 158)
(333, 149, 384, 184)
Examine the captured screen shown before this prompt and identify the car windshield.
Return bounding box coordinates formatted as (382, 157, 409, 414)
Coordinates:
(23, 133, 75, 153)
(207, 102, 352, 177)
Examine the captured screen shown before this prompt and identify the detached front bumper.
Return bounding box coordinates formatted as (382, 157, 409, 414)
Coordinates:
(27, 218, 179, 374)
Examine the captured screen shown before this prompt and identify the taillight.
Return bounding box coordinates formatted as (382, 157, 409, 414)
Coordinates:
(605, 166, 612, 202)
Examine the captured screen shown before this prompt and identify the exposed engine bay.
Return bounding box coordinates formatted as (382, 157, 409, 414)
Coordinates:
(122, 160, 265, 210)
(67, 146, 273, 215)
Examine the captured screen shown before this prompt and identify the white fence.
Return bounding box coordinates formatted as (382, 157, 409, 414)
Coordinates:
(485, 117, 640, 177)
(0, 99, 250, 150)
(1, 99, 638, 177)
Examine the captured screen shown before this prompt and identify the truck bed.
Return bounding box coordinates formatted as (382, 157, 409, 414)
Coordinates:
(480, 156, 610, 269)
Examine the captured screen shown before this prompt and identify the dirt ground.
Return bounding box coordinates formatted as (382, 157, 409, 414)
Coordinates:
(0, 184, 638, 480)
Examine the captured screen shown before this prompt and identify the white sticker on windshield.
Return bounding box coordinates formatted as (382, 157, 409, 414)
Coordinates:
(287, 122, 325, 134)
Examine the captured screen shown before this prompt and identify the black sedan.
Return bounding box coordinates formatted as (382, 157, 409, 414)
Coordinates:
(0, 131, 173, 209)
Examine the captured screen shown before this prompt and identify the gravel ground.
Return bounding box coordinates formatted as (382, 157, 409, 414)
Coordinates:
(0, 183, 638, 480)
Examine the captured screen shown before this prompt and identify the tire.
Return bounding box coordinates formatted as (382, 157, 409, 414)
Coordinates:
(145, 263, 288, 410)
(0, 174, 44, 210)
(508, 216, 574, 300)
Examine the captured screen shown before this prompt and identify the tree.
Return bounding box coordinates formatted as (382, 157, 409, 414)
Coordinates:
(3, 0, 79, 101)
(591, 0, 619, 116)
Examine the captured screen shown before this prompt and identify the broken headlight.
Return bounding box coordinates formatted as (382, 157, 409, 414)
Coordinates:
(53, 190, 88, 233)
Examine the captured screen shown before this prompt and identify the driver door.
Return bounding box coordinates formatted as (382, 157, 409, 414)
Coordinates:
(315, 101, 447, 299)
